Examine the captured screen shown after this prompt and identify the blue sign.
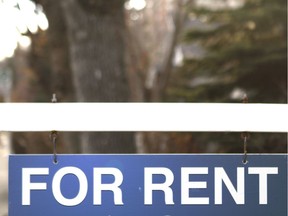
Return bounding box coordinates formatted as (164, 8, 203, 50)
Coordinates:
(9, 154, 287, 216)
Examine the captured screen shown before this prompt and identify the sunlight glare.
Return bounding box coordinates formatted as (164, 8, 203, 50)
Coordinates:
(0, 0, 49, 62)
(125, 0, 146, 11)
(18, 35, 32, 49)
(37, 12, 49, 31)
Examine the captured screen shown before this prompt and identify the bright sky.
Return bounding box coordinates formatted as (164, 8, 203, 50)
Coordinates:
(0, 0, 48, 62)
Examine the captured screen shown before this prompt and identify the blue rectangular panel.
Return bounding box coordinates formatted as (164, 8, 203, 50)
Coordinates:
(9, 154, 287, 216)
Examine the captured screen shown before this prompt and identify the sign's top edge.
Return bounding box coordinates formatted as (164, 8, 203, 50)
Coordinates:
(8, 153, 288, 156)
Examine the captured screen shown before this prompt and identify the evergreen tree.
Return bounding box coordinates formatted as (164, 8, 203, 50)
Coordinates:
(169, 0, 287, 103)
(167, 0, 287, 153)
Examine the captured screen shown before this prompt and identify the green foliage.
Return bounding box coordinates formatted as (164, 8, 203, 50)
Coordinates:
(169, 0, 287, 103)
(166, 0, 287, 153)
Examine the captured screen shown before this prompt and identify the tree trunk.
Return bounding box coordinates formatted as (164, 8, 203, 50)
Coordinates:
(40, 0, 80, 153)
(40, 0, 75, 102)
(125, 0, 188, 152)
(61, 0, 135, 153)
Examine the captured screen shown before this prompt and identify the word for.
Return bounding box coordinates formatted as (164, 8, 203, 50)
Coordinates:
(22, 166, 278, 206)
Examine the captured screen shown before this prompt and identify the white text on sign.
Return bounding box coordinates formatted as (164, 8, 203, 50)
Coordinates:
(22, 166, 278, 206)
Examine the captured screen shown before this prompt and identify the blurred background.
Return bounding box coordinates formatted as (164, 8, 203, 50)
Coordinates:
(0, 0, 287, 215)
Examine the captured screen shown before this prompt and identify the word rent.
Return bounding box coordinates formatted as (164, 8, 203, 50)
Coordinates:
(22, 166, 278, 206)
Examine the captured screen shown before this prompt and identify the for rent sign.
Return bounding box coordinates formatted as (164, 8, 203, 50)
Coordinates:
(9, 154, 287, 216)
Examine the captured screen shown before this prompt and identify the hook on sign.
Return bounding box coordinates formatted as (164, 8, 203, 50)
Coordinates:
(241, 132, 249, 164)
(50, 131, 58, 164)
(50, 93, 58, 164)
(241, 93, 249, 164)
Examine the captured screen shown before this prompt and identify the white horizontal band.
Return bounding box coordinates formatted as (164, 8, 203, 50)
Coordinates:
(0, 103, 287, 132)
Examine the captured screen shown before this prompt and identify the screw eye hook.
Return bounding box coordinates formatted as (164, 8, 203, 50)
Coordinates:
(241, 94, 249, 164)
(51, 93, 58, 164)
(241, 132, 249, 164)
(50, 131, 58, 164)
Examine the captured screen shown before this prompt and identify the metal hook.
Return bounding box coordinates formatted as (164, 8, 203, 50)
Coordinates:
(51, 93, 58, 164)
(242, 132, 249, 164)
(50, 131, 58, 164)
(241, 94, 249, 164)
(52, 93, 57, 103)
